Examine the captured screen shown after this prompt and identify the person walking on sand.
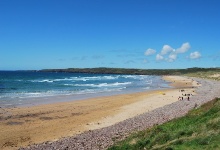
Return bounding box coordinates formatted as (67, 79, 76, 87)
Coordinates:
(187, 97, 190, 101)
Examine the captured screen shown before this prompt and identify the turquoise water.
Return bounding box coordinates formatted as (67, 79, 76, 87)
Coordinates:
(0, 71, 170, 107)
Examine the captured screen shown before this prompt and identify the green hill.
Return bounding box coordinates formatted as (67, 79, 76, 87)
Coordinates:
(40, 67, 220, 76)
(109, 98, 220, 150)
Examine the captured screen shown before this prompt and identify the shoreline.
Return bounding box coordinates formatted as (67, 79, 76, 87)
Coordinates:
(0, 76, 170, 109)
(0, 86, 170, 109)
(0, 76, 199, 149)
(19, 77, 220, 150)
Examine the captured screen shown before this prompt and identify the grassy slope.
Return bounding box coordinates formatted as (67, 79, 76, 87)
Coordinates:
(108, 98, 220, 150)
(184, 71, 220, 81)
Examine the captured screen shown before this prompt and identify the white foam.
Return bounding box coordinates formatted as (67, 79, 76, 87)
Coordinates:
(0, 74, 169, 102)
(53, 78, 75, 82)
(30, 79, 53, 83)
(110, 82, 132, 86)
(25, 92, 42, 95)
(64, 84, 75, 86)
(103, 75, 119, 80)
(74, 82, 132, 87)
(69, 75, 119, 81)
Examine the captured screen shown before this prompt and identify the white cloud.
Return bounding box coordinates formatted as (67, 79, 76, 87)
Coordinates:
(145, 48, 156, 56)
(156, 54, 164, 61)
(169, 53, 177, 60)
(176, 42, 191, 53)
(167, 53, 177, 62)
(161, 45, 174, 55)
(147, 42, 192, 62)
(190, 51, 201, 59)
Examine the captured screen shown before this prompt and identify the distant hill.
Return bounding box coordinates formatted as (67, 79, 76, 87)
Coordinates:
(39, 67, 220, 76)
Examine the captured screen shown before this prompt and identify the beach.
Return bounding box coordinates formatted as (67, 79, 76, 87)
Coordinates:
(0, 76, 216, 150)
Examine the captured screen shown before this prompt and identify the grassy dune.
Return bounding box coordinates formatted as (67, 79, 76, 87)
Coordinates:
(184, 71, 220, 81)
(109, 98, 220, 150)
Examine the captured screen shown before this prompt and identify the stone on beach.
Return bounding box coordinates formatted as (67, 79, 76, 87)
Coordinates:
(19, 78, 220, 150)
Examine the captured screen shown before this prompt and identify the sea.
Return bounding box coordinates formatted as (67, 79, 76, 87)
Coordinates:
(0, 71, 171, 107)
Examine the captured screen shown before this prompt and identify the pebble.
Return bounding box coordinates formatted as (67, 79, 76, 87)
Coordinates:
(19, 78, 220, 150)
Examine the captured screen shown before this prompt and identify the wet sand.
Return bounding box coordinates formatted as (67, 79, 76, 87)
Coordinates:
(0, 76, 197, 150)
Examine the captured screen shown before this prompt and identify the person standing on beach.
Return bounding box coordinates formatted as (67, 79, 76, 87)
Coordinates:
(187, 97, 190, 101)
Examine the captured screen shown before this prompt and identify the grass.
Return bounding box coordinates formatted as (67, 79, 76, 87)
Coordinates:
(108, 98, 220, 150)
(184, 70, 220, 81)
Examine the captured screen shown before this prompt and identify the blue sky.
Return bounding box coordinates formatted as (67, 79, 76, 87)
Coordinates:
(0, 0, 220, 70)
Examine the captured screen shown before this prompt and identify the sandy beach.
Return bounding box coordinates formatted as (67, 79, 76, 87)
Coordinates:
(0, 76, 199, 149)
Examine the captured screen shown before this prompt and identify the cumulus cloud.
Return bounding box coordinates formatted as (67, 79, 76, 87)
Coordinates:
(161, 42, 190, 62)
(156, 54, 164, 61)
(167, 53, 177, 62)
(190, 51, 201, 59)
(145, 42, 193, 62)
(176, 42, 191, 53)
(161, 45, 174, 55)
(145, 48, 156, 56)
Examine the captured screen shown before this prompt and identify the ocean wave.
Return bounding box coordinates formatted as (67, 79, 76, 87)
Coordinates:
(74, 82, 132, 87)
(0, 72, 170, 101)
(71, 75, 119, 81)
(122, 75, 150, 80)
(28, 75, 144, 83)
(25, 92, 42, 95)
(63, 84, 75, 86)
(145, 80, 152, 84)
(53, 78, 75, 82)
(122, 75, 138, 79)
(1, 91, 69, 99)
(30, 79, 54, 83)
(143, 87, 150, 89)
(103, 75, 120, 80)
(16, 80, 23, 82)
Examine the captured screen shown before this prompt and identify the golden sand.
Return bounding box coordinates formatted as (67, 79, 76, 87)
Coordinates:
(0, 76, 198, 149)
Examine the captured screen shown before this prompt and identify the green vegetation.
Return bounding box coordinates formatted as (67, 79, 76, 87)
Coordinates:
(184, 70, 220, 81)
(108, 98, 220, 150)
(40, 67, 220, 76)
(40, 67, 220, 81)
